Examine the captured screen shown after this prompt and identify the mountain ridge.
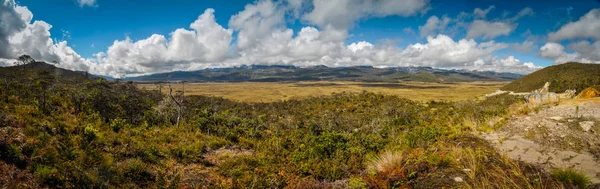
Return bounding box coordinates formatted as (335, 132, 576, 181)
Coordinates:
(124, 64, 523, 83)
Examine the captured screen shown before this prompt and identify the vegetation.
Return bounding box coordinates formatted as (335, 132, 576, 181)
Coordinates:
(501, 62, 600, 93)
(551, 169, 591, 188)
(0, 62, 582, 188)
(138, 81, 506, 102)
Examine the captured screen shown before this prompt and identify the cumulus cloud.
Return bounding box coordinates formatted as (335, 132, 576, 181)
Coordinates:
(0, 0, 28, 58)
(548, 9, 600, 41)
(0, 0, 89, 70)
(96, 8, 233, 76)
(229, 0, 286, 50)
(1, 0, 544, 77)
(541, 9, 600, 65)
(539, 42, 600, 64)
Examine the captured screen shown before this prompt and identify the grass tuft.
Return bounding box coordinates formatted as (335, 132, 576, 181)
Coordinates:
(551, 169, 591, 189)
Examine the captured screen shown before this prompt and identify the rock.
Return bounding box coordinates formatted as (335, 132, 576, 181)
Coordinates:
(548, 116, 564, 121)
(454, 177, 464, 182)
(579, 121, 595, 132)
(462, 168, 471, 172)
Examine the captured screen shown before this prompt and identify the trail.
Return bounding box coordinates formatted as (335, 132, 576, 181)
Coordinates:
(481, 99, 600, 184)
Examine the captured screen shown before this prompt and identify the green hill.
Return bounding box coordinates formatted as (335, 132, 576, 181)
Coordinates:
(501, 62, 600, 93)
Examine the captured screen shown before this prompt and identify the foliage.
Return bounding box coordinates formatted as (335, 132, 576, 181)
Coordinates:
(0, 62, 570, 188)
(551, 169, 591, 188)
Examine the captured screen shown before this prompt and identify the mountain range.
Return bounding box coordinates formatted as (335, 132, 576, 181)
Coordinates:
(124, 65, 523, 83)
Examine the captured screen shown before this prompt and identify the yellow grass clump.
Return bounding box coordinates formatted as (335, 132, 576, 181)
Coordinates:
(577, 87, 600, 99)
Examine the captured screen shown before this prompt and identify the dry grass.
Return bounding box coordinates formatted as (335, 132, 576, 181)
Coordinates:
(137, 81, 507, 102)
(367, 150, 406, 174)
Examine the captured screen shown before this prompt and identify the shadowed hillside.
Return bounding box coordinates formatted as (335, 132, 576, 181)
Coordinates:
(0, 61, 92, 81)
(501, 63, 600, 93)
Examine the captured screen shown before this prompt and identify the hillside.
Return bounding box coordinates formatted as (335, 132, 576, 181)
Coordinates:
(501, 62, 600, 93)
(0, 61, 91, 81)
(125, 65, 522, 83)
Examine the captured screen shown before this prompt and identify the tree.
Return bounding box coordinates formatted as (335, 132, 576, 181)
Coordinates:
(35, 70, 55, 114)
(14, 55, 35, 66)
(168, 82, 185, 126)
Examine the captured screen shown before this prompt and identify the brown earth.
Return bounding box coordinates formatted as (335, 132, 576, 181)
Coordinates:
(482, 98, 600, 184)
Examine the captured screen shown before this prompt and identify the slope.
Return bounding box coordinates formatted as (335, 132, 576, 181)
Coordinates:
(501, 62, 600, 93)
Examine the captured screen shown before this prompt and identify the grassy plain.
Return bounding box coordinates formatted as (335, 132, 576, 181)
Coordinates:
(138, 81, 507, 102)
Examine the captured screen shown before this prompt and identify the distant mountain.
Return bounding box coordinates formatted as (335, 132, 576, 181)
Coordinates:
(125, 65, 523, 83)
(501, 62, 600, 93)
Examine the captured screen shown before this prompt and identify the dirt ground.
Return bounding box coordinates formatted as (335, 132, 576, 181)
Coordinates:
(482, 98, 600, 183)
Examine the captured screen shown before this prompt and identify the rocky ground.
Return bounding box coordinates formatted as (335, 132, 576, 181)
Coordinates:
(481, 98, 600, 184)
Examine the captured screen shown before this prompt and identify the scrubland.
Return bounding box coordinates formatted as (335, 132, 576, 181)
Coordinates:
(0, 70, 592, 188)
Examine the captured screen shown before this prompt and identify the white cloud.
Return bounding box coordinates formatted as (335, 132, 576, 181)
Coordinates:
(419, 15, 450, 37)
(77, 0, 96, 7)
(229, 0, 286, 50)
(548, 9, 600, 41)
(347, 41, 374, 52)
(424, 6, 532, 40)
(302, 0, 430, 40)
(466, 20, 515, 39)
(96, 8, 233, 76)
(0, 0, 90, 70)
(539, 42, 600, 64)
(539, 42, 564, 59)
(1, 0, 544, 77)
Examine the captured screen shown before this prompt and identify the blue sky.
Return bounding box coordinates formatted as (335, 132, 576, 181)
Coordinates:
(2, 0, 600, 77)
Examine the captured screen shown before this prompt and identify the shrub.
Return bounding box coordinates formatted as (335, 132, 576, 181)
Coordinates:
(551, 169, 591, 188)
(84, 124, 99, 141)
(110, 118, 127, 133)
(0, 143, 26, 168)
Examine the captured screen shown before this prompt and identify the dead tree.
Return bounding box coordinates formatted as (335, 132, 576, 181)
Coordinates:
(168, 82, 184, 126)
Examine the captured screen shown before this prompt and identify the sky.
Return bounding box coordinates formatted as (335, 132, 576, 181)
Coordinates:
(1, 0, 600, 77)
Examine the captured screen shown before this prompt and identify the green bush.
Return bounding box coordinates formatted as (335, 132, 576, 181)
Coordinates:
(84, 124, 100, 141)
(551, 169, 591, 188)
(109, 118, 127, 132)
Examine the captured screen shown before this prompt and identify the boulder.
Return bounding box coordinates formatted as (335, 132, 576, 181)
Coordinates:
(525, 92, 559, 107)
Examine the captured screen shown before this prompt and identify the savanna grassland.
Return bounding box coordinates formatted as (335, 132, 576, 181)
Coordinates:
(0, 63, 591, 188)
(137, 81, 506, 102)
